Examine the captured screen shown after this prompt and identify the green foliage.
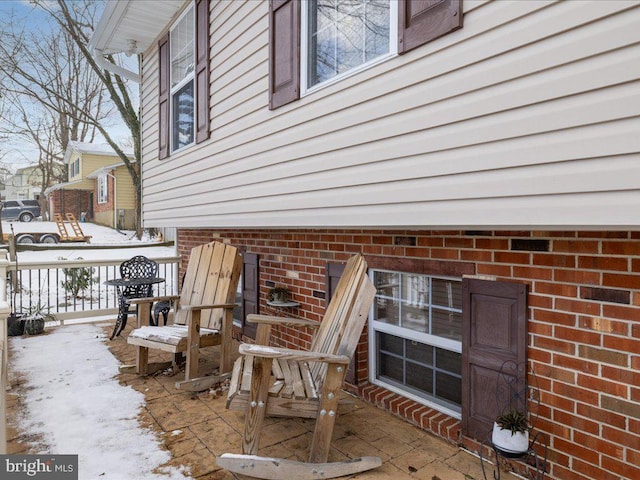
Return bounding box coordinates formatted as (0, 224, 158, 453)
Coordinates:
(59, 256, 96, 298)
(21, 301, 56, 322)
(496, 409, 529, 434)
(268, 286, 290, 303)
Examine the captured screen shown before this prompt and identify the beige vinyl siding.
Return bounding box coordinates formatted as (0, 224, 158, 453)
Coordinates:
(114, 166, 136, 210)
(69, 153, 117, 190)
(140, 0, 640, 230)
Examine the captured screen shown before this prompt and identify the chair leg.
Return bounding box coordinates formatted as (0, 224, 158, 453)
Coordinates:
(135, 301, 152, 375)
(243, 356, 273, 456)
(185, 309, 201, 381)
(309, 364, 344, 463)
(110, 300, 129, 340)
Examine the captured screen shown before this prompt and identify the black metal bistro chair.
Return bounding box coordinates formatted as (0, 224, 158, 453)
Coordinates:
(110, 256, 159, 340)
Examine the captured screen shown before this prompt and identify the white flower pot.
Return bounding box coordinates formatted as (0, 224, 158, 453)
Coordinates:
(492, 422, 529, 456)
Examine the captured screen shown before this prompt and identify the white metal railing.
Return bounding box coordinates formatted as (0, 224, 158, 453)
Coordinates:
(1, 248, 11, 454)
(7, 256, 180, 322)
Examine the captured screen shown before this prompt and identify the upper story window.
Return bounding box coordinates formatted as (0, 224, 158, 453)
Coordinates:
(69, 158, 80, 179)
(97, 174, 108, 204)
(158, 0, 209, 160)
(269, 0, 463, 109)
(170, 5, 195, 152)
(303, 0, 395, 92)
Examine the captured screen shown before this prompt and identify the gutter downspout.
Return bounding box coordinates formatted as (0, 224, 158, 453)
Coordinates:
(103, 171, 119, 231)
(93, 48, 141, 83)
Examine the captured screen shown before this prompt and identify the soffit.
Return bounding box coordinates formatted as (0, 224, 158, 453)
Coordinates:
(90, 0, 186, 55)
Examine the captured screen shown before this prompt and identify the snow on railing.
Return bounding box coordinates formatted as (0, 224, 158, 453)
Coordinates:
(6, 256, 180, 323)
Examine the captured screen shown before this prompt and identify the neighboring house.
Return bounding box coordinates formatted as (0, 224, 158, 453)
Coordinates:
(91, 2, 640, 479)
(1, 165, 42, 201)
(45, 142, 136, 230)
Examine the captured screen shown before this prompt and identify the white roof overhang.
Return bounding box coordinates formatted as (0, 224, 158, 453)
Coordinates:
(90, 0, 185, 55)
(86, 162, 125, 179)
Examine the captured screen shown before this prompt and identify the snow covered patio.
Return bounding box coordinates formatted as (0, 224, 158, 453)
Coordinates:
(6, 321, 487, 480)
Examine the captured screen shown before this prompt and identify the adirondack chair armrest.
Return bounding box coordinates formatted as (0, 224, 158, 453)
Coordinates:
(128, 295, 180, 305)
(183, 303, 237, 312)
(239, 344, 351, 364)
(246, 314, 320, 329)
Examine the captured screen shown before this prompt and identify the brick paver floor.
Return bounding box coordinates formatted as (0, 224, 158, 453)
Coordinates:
(7, 322, 491, 480)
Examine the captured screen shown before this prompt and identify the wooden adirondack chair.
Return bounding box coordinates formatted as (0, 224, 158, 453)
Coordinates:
(119, 241, 242, 392)
(218, 254, 381, 480)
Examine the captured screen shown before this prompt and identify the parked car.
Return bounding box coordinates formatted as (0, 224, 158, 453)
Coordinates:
(1, 200, 42, 222)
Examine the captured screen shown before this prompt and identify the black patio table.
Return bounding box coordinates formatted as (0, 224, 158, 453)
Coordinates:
(104, 277, 165, 340)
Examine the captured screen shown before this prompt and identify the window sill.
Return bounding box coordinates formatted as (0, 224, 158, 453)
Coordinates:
(371, 377, 462, 420)
(301, 52, 396, 99)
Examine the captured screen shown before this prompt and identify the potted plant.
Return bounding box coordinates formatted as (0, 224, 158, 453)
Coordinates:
(21, 303, 56, 336)
(268, 286, 290, 304)
(492, 408, 530, 456)
(7, 237, 25, 336)
(7, 311, 25, 336)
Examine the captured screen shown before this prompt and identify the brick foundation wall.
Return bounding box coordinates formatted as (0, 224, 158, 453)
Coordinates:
(94, 177, 113, 219)
(177, 228, 640, 480)
(49, 190, 92, 221)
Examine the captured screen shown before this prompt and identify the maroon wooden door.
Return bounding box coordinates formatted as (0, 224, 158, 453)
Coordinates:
(461, 278, 527, 441)
(241, 253, 259, 339)
(326, 261, 359, 385)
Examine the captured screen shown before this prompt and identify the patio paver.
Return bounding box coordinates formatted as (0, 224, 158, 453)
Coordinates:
(7, 322, 493, 480)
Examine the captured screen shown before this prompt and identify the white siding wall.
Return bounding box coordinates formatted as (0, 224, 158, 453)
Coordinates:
(140, 0, 640, 230)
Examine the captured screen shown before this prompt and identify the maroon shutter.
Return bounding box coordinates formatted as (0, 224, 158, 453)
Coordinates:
(157, 33, 170, 159)
(461, 278, 527, 441)
(398, 0, 463, 55)
(326, 262, 359, 385)
(242, 253, 259, 339)
(195, 0, 210, 143)
(268, 0, 300, 110)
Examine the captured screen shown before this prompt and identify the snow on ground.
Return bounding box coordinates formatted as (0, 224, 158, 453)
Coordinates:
(3, 221, 177, 262)
(10, 324, 193, 480)
(5, 221, 144, 243)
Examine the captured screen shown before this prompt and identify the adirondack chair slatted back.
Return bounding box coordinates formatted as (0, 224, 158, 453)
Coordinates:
(174, 242, 242, 330)
(309, 254, 376, 387)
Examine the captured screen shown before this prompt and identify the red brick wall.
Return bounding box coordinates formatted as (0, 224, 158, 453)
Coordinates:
(49, 190, 92, 220)
(178, 228, 640, 480)
(94, 176, 114, 214)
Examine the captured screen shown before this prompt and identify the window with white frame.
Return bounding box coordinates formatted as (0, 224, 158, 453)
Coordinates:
(97, 174, 108, 204)
(170, 4, 195, 152)
(369, 269, 463, 415)
(302, 0, 395, 92)
(69, 159, 80, 179)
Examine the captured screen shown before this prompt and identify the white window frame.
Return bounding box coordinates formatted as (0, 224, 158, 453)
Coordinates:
(97, 174, 108, 204)
(301, 0, 398, 95)
(368, 269, 463, 419)
(169, 3, 196, 153)
(69, 159, 79, 179)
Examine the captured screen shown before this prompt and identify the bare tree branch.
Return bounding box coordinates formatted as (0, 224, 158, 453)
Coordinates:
(0, 0, 143, 237)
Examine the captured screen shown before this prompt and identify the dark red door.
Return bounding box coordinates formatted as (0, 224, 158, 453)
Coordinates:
(241, 253, 259, 339)
(461, 278, 527, 441)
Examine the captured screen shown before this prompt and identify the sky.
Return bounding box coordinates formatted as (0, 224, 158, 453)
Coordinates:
(0, 0, 136, 173)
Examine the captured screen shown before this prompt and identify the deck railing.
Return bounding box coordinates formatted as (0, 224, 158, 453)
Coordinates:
(7, 255, 180, 322)
(1, 249, 12, 454)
